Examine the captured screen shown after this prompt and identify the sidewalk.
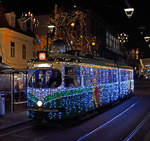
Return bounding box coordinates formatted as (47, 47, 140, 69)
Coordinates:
(0, 110, 32, 131)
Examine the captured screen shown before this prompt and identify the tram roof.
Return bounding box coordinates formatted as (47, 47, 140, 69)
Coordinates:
(28, 53, 133, 70)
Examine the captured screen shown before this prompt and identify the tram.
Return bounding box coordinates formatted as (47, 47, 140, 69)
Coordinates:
(27, 51, 134, 121)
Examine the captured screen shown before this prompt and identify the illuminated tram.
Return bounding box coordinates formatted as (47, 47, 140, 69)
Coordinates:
(27, 52, 134, 121)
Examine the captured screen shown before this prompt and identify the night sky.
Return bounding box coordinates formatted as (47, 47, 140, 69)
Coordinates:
(2, 0, 150, 57)
(3, 0, 150, 32)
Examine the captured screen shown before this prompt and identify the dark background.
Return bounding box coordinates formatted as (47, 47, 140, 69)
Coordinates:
(3, 0, 150, 57)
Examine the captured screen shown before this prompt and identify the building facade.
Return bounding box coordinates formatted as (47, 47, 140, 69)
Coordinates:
(0, 28, 34, 69)
(0, 4, 34, 69)
(0, 3, 35, 114)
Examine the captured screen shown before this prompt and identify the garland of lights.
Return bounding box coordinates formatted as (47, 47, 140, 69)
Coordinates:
(27, 60, 134, 120)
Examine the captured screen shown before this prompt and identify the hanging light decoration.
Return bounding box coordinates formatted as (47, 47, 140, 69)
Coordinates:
(22, 11, 39, 27)
(91, 41, 96, 46)
(71, 22, 75, 27)
(144, 36, 150, 42)
(124, 8, 134, 18)
(118, 33, 128, 44)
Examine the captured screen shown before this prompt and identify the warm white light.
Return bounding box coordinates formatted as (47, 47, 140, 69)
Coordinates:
(92, 42, 96, 46)
(37, 101, 43, 107)
(74, 5, 77, 8)
(34, 63, 52, 68)
(124, 8, 134, 18)
(71, 22, 75, 27)
(144, 36, 150, 42)
(48, 25, 55, 28)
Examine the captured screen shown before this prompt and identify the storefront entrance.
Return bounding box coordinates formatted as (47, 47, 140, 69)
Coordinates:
(0, 70, 27, 115)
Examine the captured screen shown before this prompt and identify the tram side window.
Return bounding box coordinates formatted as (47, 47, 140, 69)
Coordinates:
(108, 69, 112, 83)
(100, 69, 105, 84)
(64, 66, 81, 88)
(120, 70, 123, 81)
(131, 71, 134, 80)
(121, 70, 126, 81)
(83, 67, 90, 87)
(94, 68, 100, 85)
(112, 69, 117, 83)
(46, 69, 62, 88)
(128, 71, 130, 80)
(124, 71, 127, 81)
(128, 71, 133, 80)
(28, 70, 43, 88)
(89, 67, 95, 86)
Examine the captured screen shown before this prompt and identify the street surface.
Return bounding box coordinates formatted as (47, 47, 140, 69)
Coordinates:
(0, 80, 150, 141)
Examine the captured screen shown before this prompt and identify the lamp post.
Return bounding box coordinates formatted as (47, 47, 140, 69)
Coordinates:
(47, 24, 55, 53)
(124, 0, 134, 18)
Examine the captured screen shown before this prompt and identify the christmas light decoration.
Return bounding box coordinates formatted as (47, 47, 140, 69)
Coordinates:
(27, 57, 134, 120)
(118, 33, 128, 44)
(22, 11, 39, 27)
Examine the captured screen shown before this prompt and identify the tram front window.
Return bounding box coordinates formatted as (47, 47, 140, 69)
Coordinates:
(29, 69, 62, 88)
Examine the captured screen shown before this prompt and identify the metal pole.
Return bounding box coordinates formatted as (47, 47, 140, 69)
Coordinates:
(47, 33, 49, 53)
(11, 73, 14, 112)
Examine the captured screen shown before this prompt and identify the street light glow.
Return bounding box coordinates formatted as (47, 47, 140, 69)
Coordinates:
(124, 8, 134, 18)
(48, 25, 55, 28)
(144, 36, 150, 42)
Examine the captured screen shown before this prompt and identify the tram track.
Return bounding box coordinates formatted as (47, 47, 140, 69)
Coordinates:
(0, 95, 146, 141)
(76, 95, 147, 141)
(76, 102, 138, 141)
(123, 113, 150, 141)
(0, 120, 34, 138)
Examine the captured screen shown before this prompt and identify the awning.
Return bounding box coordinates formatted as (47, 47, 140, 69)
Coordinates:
(0, 63, 14, 73)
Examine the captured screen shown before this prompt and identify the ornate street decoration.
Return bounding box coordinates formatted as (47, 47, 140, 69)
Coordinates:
(118, 33, 128, 44)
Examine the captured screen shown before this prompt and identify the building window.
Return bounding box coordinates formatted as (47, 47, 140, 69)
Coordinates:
(22, 44, 26, 59)
(10, 41, 15, 57)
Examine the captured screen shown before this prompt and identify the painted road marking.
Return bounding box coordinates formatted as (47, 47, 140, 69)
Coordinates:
(123, 113, 150, 141)
(77, 103, 137, 141)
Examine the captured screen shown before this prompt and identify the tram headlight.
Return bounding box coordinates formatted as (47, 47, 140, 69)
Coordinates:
(36, 101, 43, 107)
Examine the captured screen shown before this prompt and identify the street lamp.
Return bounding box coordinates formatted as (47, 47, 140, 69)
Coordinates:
(124, 8, 134, 18)
(46, 24, 55, 53)
(144, 36, 150, 42)
(48, 25, 55, 30)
